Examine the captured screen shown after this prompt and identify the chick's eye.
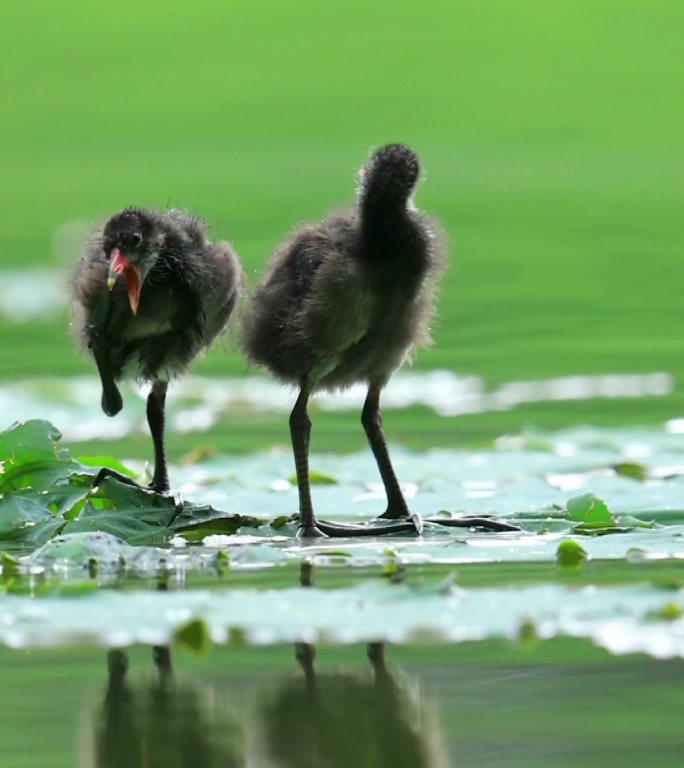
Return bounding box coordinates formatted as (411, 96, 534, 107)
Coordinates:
(128, 232, 143, 249)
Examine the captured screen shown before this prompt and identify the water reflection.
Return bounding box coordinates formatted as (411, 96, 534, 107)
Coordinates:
(87, 647, 244, 768)
(255, 641, 449, 768)
(86, 641, 447, 768)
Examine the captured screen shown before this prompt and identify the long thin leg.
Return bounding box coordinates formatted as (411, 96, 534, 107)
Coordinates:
(94, 379, 172, 496)
(288, 383, 421, 538)
(362, 384, 411, 520)
(92, 379, 177, 499)
(360, 385, 518, 532)
(289, 384, 323, 537)
(91, 378, 183, 515)
(147, 380, 169, 493)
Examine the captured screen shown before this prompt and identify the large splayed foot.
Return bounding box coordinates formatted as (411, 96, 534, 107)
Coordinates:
(294, 511, 420, 538)
(422, 514, 520, 532)
(315, 512, 422, 538)
(378, 502, 518, 533)
(297, 523, 328, 539)
(377, 500, 412, 521)
(374, 503, 423, 535)
(92, 466, 140, 490)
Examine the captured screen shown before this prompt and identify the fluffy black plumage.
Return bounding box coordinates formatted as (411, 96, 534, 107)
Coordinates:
(242, 144, 446, 537)
(72, 207, 242, 492)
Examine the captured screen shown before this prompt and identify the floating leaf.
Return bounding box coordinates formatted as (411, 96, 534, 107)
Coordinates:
(270, 515, 292, 529)
(288, 470, 338, 485)
(0, 420, 64, 466)
(518, 618, 539, 646)
(615, 515, 656, 530)
(556, 539, 587, 568)
(566, 493, 615, 526)
(179, 446, 217, 465)
(31, 531, 130, 571)
(612, 461, 648, 482)
(653, 602, 684, 621)
(0, 552, 19, 583)
(216, 549, 230, 574)
(175, 618, 212, 653)
(77, 454, 137, 479)
(0, 420, 78, 492)
(573, 524, 631, 537)
(176, 513, 263, 543)
(60, 480, 177, 544)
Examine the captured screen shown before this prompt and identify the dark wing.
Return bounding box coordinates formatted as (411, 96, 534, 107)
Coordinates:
(197, 240, 243, 343)
(241, 226, 329, 378)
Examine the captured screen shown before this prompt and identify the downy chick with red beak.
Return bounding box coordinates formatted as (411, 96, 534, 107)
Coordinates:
(71, 207, 242, 493)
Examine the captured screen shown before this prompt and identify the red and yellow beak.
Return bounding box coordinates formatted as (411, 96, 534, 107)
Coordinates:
(107, 249, 142, 315)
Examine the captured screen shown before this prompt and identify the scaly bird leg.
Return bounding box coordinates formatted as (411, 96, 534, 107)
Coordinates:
(362, 384, 421, 531)
(92, 380, 170, 493)
(360, 385, 518, 533)
(290, 384, 421, 538)
(290, 384, 324, 538)
(147, 380, 170, 493)
(92, 380, 183, 519)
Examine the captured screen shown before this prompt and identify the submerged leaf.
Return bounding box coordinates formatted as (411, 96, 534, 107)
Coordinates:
(288, 470, 338, 485)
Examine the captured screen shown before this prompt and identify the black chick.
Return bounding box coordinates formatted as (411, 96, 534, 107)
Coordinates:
(72, 207, 242, 493)
(242, 144, 445, 537)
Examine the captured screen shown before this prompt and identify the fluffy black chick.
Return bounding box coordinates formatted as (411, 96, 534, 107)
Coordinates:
(72, 207, 242, 493)
(242, 145, 445, 537)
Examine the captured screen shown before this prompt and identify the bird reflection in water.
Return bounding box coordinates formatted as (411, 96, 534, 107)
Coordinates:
(85, 639, 448, 768)
(253, 641, 450, 768)
(84, 646, 244, 768)
(88, 568, 445, 767)
(254, 561, 449, 766)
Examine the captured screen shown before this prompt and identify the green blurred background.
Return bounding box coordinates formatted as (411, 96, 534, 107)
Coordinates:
(0, 0, 681, 455)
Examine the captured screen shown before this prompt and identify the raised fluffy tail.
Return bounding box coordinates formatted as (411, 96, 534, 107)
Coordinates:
(358, 144, 420, 215)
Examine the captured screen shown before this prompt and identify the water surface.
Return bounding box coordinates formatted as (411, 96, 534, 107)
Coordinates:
(2, 642, 682, 768)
